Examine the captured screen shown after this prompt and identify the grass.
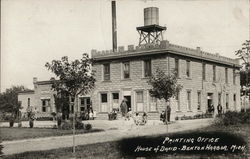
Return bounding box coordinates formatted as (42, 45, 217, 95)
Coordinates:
(3, 123, 250, 159)
(0, 127, 104, 141)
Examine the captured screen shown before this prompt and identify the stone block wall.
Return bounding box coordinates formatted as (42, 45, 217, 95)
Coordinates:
(92, 52, 241, 120)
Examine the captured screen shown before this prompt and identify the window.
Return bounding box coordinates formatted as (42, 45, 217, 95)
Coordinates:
(71, 104, 74, 113)
(103, 64, 110, 81)
(213, 65, 216, 82)
(42, 99, 50, 112)
(218, 93, 221, 105)
(202, 63, 206, 80)
(144, 60, 152, 77)
(81, 99, 85, 105)
(101, 93, 108, 103)
(197, 91, 201, 111)
(187, 91, 191, 111)
(112, 93, 119, 103)
(233, 94, 236, 110)
(123, 62, 130, 79)
(149, 95, 157, 111)
(175, 58, 179, 77)
(28, 98, 30, 107)
(80, 97, 91, 112)
(176, 92, 180, 111)
(186, 60, 190, 77)
(226, 94, 229, 109)
(233, 69, 236, 85)
(225, 68, 228, 83)
(71, 97, 75, 103)
(42, 100, 46, 112)
(136, 91, 143, 103)
(136, 91, 144, 111)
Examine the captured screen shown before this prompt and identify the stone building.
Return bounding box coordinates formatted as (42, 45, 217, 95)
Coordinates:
(18, 5, 241, 120)
(18, 41, 241, 120)
(18, 78, 56, 118)
(91, 40, 241, 120)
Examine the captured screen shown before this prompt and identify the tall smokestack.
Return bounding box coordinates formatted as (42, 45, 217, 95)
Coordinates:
(112, 1, 117, 52)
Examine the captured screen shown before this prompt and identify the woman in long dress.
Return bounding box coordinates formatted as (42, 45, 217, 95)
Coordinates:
(120, 99, 128, 117)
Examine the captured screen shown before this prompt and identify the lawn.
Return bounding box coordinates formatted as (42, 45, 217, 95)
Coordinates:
(0, 127, 104, 141)
(3, 123, 250, 159)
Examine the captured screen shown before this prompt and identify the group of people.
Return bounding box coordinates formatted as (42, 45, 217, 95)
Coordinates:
(160, 102, 171, 124)
(116, 98, 225, 125)
(81, 108, 96, 120)
(120, 99, 148, 125)
(208, 104, 223, 116)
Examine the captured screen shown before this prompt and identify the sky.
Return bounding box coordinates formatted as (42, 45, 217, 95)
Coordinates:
(1, 0, 249, 92)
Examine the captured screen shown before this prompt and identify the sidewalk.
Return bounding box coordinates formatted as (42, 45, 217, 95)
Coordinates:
(0, 119, 163, 130)
(2, 118, 213, 155)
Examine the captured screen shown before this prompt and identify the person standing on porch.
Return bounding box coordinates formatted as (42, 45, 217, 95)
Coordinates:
(217, 104, 223, 117)
(120, 99, 128, 119)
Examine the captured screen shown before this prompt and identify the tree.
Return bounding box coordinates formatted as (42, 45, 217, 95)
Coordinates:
(53, 90, 70, 120)
(235, 40, 250, 111)
(239, 70, 250, 87)
(0, 85, 29, 114)
(148, 68, 183, 103)
(45, 53, 96, 156)
(45, 53, 96, 114)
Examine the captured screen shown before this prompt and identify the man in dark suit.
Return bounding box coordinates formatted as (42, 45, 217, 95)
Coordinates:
(217, 104, 223, 117)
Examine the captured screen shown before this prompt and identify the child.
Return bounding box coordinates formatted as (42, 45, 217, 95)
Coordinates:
(142, 112, 147, 124)
(134, 112, 141, 125)
(89, 111, 93, 120)
(93, 110, 97, 120)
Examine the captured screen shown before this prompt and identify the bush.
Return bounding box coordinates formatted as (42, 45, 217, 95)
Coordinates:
(0, 139, 3, 157)
(175, 116, 179, 120)
(215, 109, 250, 126)
(85, 123, 92, 130)
(75, 120, 84, 129)
(9, 120, 14, 127)
(29, 120, 34, 128)
(0, 112, 12, 121)
(36, 117, 53, 121)
(61, 121, 72, 130)
(57, 118, 62, 127)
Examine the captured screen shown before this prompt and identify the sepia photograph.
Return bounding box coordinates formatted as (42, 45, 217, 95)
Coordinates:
(0, 0, 250, 158)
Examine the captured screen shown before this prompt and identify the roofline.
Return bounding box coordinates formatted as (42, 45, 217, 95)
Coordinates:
(18, 90, 35, 94)
(35, 80, 59, 85)
(91, 41, 240, 68)
(92, 49, 241, 68)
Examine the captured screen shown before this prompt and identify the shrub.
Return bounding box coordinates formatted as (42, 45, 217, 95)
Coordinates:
(36, 117, 53, 121)
(57, 118, 62, 127)
(215, 109, 250, 126)
(29, 120, 34, 128)
(61, 121, 72, 130)
(0, 139, 3, 157)
(85, 123, 92, 130)
(0, 112, 12, 121)
(75, 120, 84, 129)
(175, 116, 179, 120)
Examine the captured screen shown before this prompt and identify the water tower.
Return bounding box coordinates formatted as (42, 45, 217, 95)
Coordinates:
(137, 7, 166, 46)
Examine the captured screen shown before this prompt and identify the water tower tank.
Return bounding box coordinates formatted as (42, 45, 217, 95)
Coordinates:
(144, 7, 159, 26)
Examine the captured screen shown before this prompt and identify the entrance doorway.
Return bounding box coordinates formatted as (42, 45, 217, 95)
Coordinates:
(207, 93, 213, 113)
(124, 96, 131, 112)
